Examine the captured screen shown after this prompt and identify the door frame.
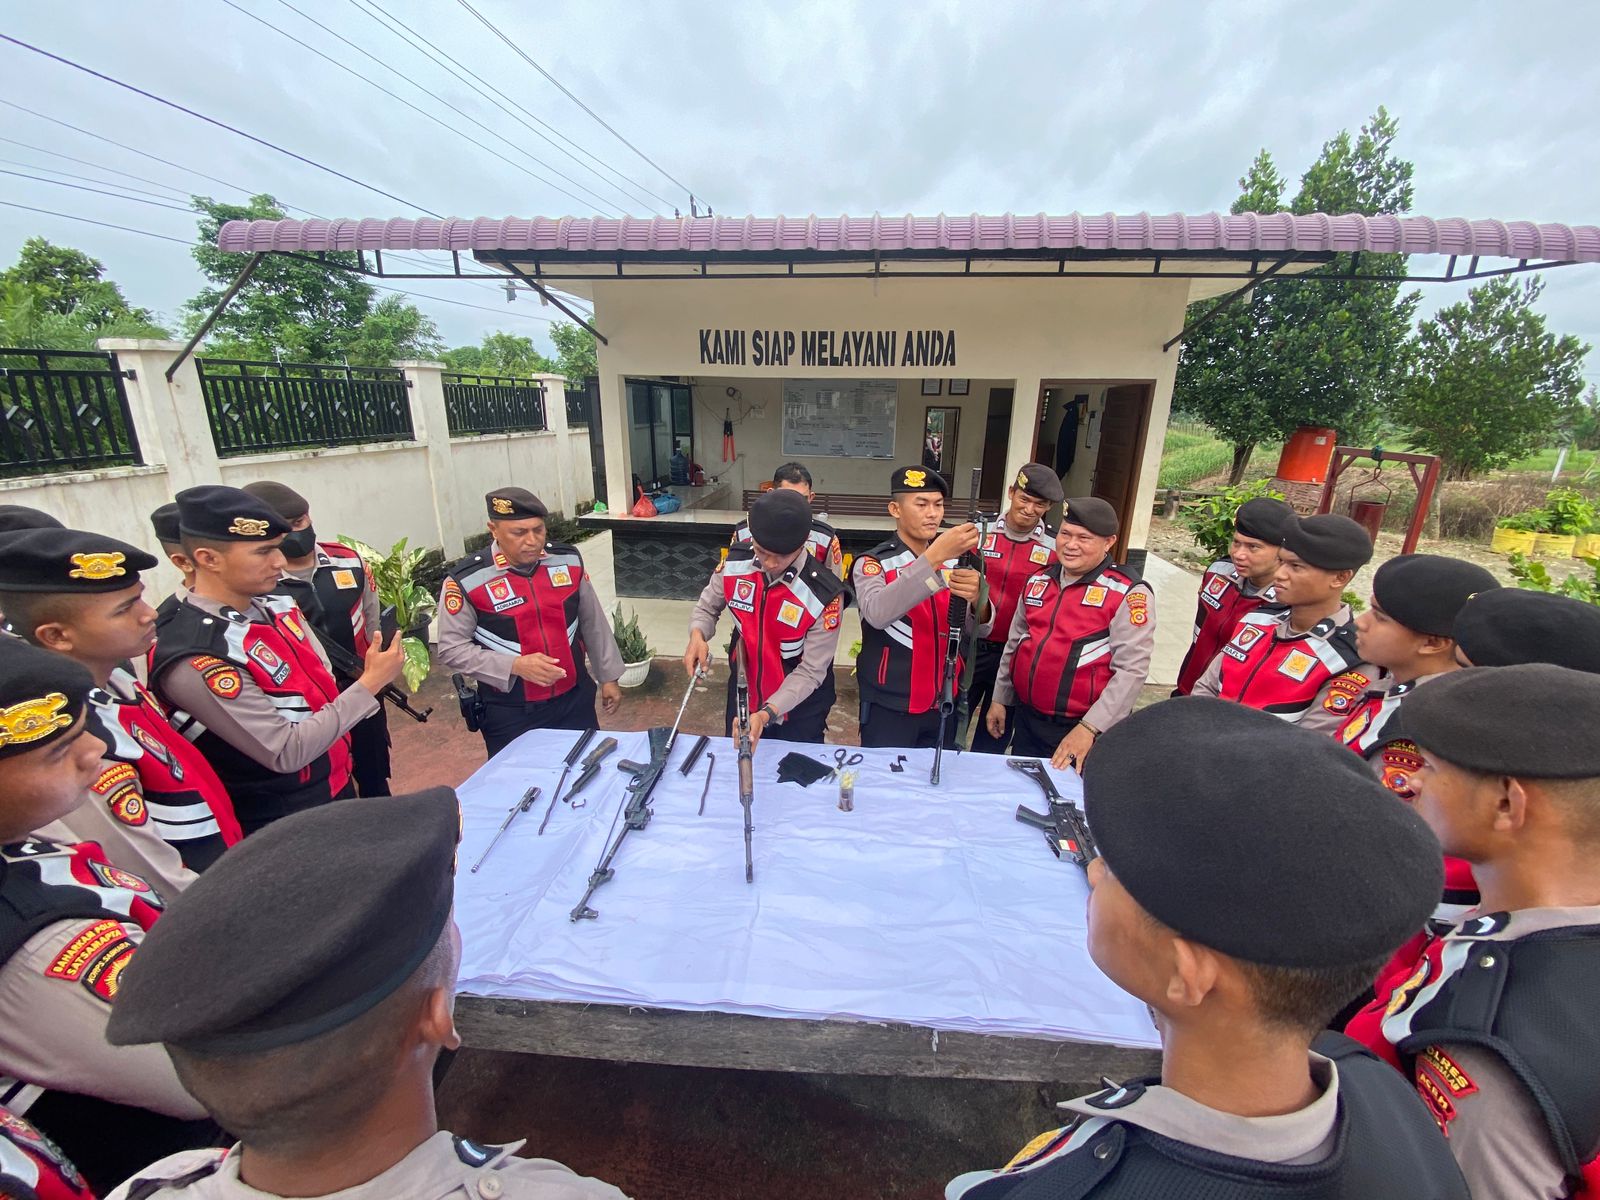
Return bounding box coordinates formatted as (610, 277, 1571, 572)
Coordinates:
(1033, 378, 1156, 549)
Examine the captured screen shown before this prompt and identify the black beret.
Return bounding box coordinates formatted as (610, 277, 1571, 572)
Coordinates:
(1454, 589, 1600, 674)
(889, 465, 949, 496)
(0, 638, 94, 760)
(241, 480, 310, 522)
(175, 485, 290, 542)
(1062, 497, 1118, 537)
(1084, 698, 1443, 969)
(0, 528, 158, 593)
(1233, 497, 1295, 546)
(486, 487, 547, 520)
(1372, 554, 1500, 637)
(1281, 513, 1373, 571)
(107, 788, 461, 1053)
(1404, 664, 1600, 779)
(0, 505, 62, 534)
(748, 489, 812, 555)
(1012, 463, 1064, 504)
(150, 503, 181, 547)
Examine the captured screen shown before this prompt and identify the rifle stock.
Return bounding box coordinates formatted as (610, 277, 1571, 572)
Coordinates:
(1008, 758, 1098, 869)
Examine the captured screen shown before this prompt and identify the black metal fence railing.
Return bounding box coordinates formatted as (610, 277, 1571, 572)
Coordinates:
(196, 359, 414, 457)
(0, 347, 142, 477)
(564, 385, 591, 428)
(442, 372, 546, 437)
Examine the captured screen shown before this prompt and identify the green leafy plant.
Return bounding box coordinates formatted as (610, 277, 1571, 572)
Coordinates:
(848, 636, 862, 676)
(1543, 488, 1595, 536)
(1178, 479, 1290, 562)
(336, 535, 436, 692)
(1497, 510, 1551, 533)
(611, 604, 653, 663)
(1341, 589, 1366, 614)
(1509, 552, 1600, 605)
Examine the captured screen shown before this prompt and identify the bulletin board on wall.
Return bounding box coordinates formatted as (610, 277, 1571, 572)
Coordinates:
(780, 378, 897, 459)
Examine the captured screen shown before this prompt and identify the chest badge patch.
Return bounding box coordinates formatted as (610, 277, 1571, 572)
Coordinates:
(548, 565, 573, 588)
(248, 641, 292, 686)
(486, 576, 525, 612)
(1024, 578, 1050, 604)
(777, 600, 804, 627)
(982, 533, 997, 553)
(1205, 574, 1230, 598)
(1231, 625, 1264, 652)
(733, 579, 757, 605)
(1081, 586, 1107, 608)
(331, 569, 358, 589)
(1278, 649, 1317, 682)
(1029, 545, 1051, 565)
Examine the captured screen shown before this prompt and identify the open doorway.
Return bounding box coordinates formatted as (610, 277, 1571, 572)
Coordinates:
(1033, 380, 1154, 556)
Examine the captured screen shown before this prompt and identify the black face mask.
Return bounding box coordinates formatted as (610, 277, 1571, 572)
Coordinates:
(280, 525, 317, 558)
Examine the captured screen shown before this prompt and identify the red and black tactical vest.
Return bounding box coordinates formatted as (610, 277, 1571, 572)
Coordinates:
(733, 516, 842, 575)
(1010, 559, 1147, 721)
(978, 523, 1055, 647)
(1174, 561, 1283, 696)
(1212, 609, 1364, 722)
(721, 546, 845, 721)
(86, 668, 240, 872)
(1348, 913, 1600, 1195)
(0, 1106, 93, 1200)
(150, 595, 351, 826)
(445, 543, 589, 705)
(856, 535, 964, 715)
(285, 542, 374, 658)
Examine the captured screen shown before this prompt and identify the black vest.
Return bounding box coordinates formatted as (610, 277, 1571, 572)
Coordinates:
(958, 1035, 1467, 1199)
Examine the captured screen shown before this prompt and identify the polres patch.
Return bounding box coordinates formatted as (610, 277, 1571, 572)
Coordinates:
(858, 559, 882, 578)
(1322, 670, 1370, 713)
(1126, 592, 1149, 627)
(44, 920, 129, 982)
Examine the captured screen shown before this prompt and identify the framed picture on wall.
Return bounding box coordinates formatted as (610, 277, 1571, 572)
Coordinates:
(948, 379, 970, 395)
(921, 378, 942, 396)
(923, 406, 960, 476)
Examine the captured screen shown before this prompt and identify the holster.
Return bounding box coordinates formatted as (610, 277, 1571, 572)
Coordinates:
(451, 673, 484, 733)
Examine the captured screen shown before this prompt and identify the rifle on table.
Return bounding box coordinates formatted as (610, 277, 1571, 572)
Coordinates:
(734, 641, 755, 883)
(570, 668, 701, 921)
(932, 466, 985, 783)
(537, 728, 597, 835)
(471, 784, 541, 873)
(1009, 758, 1098, 869)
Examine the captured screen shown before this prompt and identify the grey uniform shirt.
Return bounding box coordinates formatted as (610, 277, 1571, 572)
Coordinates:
(852, 553, 995, 636)
(688, 557, 842, 718)
(37, 774, 196, 902)
(283, 554, 382, 653)
(435, 555, 623, 694)
(108, 1130, 630, 1200)
(990, 571, 1155, 734)
(157, 592, 378, 775)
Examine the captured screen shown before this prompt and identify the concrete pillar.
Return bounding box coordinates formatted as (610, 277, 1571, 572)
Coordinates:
(599, 370, 631, 514)
(531, 372, 574, 518)
(96, 338, 220, 495)
(1005, 375, 1043, 484)
(395, 360, 461, 557)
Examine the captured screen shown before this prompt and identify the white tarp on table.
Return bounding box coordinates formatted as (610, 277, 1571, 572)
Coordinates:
(455, 729, 1160, 1050)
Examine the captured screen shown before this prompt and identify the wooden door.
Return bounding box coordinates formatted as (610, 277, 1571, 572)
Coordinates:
(980, 388, 1013, 488)
(1091, 384, 1153, 546)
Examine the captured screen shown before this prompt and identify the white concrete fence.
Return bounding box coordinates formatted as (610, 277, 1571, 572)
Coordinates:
(0, 340, 592, 592)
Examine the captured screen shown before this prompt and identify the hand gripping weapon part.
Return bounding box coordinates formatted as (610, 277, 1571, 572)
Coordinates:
(470, 785, 541, 873)
(288, 593, 433, 723)
(933, 466, 985, 784)
(734, 641, 755, 883)
(1009, 757, 1097, 868)
(537, 728, 597, 835)
(569, 670, 701, 921)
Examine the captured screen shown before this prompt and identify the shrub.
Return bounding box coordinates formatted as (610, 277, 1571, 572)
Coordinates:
(611, 604, 653, 662)
(1509, 552, 1600, 605)
(1178, 479, 1290, 562)
(1545, 488, 1595, 536)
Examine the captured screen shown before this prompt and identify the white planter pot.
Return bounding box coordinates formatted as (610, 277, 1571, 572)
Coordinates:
(618, 658, 652, 688)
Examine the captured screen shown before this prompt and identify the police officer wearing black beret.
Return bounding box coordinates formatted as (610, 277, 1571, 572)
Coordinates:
(149, 501, 193, 618)
(950, 699, 1468, 1199)
(1452, 586, 1600, 674)
(105, 790, 628, 1200)
(436, 488, 625, 758)
(1345, 665, 1600, 1198)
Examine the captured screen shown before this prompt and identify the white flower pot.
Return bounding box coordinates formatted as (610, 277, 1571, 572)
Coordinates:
(618, 658, 652, 688)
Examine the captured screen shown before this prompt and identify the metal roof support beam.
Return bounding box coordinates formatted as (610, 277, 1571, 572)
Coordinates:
(490, 252, 609, 346)
(165, 252, 264, 381)
(1161, 255, 1298, 353)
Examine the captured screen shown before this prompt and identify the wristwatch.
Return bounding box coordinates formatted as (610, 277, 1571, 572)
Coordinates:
(760, 703, 779, 722)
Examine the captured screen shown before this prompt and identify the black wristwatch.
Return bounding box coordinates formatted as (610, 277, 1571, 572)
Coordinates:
(760, 703, 779, 722)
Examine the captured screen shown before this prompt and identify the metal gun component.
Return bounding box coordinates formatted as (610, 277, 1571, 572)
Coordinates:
(470, 786, 541, 873)
(1008, 758, 1097, 869)
(679, 734, 710, 776)
(538, 729, 598, 835)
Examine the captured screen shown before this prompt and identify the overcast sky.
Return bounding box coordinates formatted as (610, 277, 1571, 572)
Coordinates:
(3, 0, 1596, 373)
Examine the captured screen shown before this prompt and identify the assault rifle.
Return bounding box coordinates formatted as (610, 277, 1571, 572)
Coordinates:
(1009, 758, 1098, 869)
(569, 668, 700, 921)
(734, 641, 755, 883)
(275, 579, 432, 723)
(932, 466, 985, 784)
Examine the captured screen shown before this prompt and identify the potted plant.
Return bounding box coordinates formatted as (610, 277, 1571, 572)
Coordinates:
(1540, 487, 1595, 557)
(1491, 511, 1546, 557)
(612, 603, 654, 688)
(336, 535, 436, 693)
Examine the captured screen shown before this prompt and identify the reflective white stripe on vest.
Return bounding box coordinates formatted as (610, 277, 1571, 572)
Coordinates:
(33, 856, 139, 917)
(878, 548, 917, 573)
(473, 626, 521, 656)
(458, 563, 503, 594)
(0, 1078, 43, 1115)
(883, 618, 915, 649)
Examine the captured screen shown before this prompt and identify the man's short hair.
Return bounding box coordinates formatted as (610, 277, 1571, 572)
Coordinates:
(1236, 955, 1392, 1036)
(0, 590, 88, 643)
(772, 462, 813, 489)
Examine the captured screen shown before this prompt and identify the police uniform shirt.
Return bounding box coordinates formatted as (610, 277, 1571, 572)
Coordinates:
(107, 1130, 629, 1200)
(989, 566, 1155, 734)
(282, 549, 381, 656)
(34, 770, 197, 904)
(157, 590, 377, 775)
(688, 555, 842, 718)
(851, 551, 995, 637)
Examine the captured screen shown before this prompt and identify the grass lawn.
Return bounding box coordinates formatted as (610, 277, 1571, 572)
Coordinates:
(1505, 447, 1597, 476)
(1157, 431, 1280, 490)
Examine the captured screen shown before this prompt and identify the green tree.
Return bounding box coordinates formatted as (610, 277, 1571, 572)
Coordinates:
(185, 195, 375, 361)
(442, 331, 556, 376)
(343, 295, 444, 366)
(1391, 276, 1589, 479)
(549, 320, 597, 381)
(0, 238, 152, 325)
(1176, 109, 1419, 483)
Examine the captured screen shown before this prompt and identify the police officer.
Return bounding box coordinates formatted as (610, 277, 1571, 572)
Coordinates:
(851, 466, 990, 749)
(437, 488, 623, 758)
(1191, 513, 1372, 732)
(1172, 495, 1294, 695)
(730, 463, 843, 575)
(0, 640, 213, 1195)
(1344, 665, 1600, 1197)
(968, 463, 1061, 755)
(105, 790, 628, 1200)
(1452, 586, 1600, 673)
(149, 502, 193, 618)
(0, 529, 239, 877)
(685, 489, 845, 744)
(149, 486, 404, 836)
(241, 481, 392, 798)
(985, 498, 1153, 770)
(948, 698, 1467, 1199)
(0, 505, 62, 636)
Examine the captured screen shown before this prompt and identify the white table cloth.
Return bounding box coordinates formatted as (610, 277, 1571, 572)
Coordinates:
(455, 729, 1160, 1050)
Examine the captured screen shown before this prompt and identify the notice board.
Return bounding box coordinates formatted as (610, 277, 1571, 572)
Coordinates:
(780, 379, 897, 459)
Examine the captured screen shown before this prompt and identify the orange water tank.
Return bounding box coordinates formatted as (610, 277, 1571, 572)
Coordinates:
(1275, 426, 1338, 484)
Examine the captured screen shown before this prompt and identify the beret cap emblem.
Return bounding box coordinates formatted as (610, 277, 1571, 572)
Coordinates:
(903, 469, 926, 488)
(0, 692, 71, 746)
(227, 517, 271, 537)
(491, 497, 515, 515)
(67, 551, 126, 581)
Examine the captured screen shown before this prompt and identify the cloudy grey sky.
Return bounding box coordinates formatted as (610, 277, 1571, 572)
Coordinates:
(3, 0, 1597, 367)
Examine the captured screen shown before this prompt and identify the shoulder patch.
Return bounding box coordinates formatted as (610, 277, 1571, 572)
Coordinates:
(81, 939, 136, 1003)
(1126, 591, 1149, 626)
(198, 656, 243, 699)
(442, 577, 465, 615)
(92, 762, 147, 825)
(1002, 1127, 1074, 1171)
(45, 919, 130, 982)
(858, 558, 882, 578)
(1322, 670, 1370, 713)
(822, 596, 842, 631)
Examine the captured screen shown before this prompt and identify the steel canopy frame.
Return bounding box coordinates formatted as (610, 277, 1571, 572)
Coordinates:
(1317, 446, 1443, 556)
